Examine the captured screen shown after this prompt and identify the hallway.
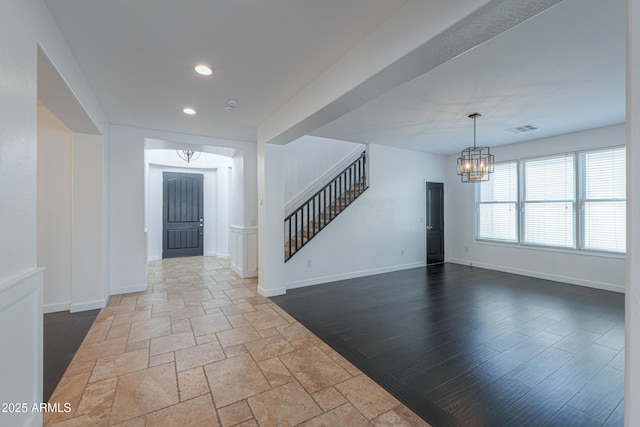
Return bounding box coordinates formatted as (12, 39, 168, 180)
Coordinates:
(44, 257, 425, 426)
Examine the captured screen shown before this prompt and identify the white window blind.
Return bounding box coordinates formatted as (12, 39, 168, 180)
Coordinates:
(477, 161, 518, 242)
(580, 146, 626, 253)
(522, 154, 576, 248)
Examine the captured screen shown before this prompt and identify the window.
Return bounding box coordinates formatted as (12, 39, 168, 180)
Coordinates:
(522, 154, 575, 248)
(477, 162, 518, 242)
(475, 146, 625, 254)
(580, 146, 626, 253)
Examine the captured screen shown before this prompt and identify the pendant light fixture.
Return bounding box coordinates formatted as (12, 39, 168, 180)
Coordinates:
(457, 113, 494, 182)
(176, 150, 201, 163)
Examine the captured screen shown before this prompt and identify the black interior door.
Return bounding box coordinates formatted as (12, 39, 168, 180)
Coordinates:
(426, 182, 444, 265)
(163, 172, 204, 258)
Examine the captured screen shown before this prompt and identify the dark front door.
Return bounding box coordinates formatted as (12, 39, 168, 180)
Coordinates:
(426, 182, 444, 265)
(163, 172, 204, 258)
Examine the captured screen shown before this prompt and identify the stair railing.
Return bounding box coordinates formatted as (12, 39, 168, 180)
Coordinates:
(284, 151, 368, 261)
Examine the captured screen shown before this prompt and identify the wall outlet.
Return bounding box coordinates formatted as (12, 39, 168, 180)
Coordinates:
(306, 260, 312, 268)
(465, 246, 469, 252)
(400, 249, 404, 256)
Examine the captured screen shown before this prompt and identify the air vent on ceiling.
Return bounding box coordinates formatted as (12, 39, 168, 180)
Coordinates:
(506, 124, 538, 134)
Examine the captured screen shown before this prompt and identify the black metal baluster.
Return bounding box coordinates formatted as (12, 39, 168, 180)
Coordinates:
(333, 180, 336, 219)
(338, 172, 344, 212)
(363, 152, 367, 187)
(288, 218, 292, 259)
(308, 202, 310, 240)
(349, 165, 353, 203)
(284, 151, 368, 262)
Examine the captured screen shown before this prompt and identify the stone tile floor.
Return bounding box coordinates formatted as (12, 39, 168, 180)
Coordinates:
(45, 256, 429, 426)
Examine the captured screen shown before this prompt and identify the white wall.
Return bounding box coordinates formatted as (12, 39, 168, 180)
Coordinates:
(626, 1, 640, 423)
(0, 0, 108, 424)
(284, 143, 447, 288)
(257, 142, 286, 296)
(446, 124, 626, 292)
(109, 125, 258, 294)
(146, 149, 232, 260)
(283, 135, 364, 204)
(37, 104, 72, 312)
(71, 132, 109, 311)
(37, 106, 109, 315)
(109, 126, 148, 294)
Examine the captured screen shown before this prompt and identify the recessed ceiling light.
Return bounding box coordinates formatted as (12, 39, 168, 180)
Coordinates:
(194, 65, 213, 76)
(182, 107, 196, 115)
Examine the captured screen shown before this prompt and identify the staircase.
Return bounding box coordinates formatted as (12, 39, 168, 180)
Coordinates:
(285, 151, 368, 261)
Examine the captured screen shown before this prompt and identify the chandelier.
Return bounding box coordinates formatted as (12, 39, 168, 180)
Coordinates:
(457, 113, 494, 182)
(176, 150, 201, 163)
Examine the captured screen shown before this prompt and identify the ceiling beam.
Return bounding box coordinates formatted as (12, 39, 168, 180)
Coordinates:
(257, 0, 565, 146)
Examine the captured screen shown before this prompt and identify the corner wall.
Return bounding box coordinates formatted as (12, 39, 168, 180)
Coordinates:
(0, 0, 108, 424)
(37, 104, 72, 312)
(445, 124, 626, 292)
(284, 143, 447, 288)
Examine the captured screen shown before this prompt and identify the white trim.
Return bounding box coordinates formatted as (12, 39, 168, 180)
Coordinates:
(284, 147, 365, 216)
(206, 251, 230, 259)
(43, 301, 71, 314)
(149, 253, 230, 262)
(230, 226, 258, 278)
(70, 294, 110, 313)
(257, 284, 287, 297)
(0, 267, 44, 427)
(0, 267, 45, 292)
(110, 284, 147, 295)
(447, 257, 625, 293)
(285, 262, 425, 290)
(232, 265, 258, 278)
(230, 225, 259, 231)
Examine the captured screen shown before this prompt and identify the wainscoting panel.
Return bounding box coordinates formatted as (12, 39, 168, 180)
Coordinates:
(230, 226, 258, 278)
(0, 268, 44, 427)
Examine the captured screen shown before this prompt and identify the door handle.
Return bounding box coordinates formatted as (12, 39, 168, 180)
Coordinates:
(427, 226, 432, 231)
(199, 224, 203, 227)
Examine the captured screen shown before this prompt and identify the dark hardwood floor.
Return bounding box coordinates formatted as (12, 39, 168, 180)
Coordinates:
(271, 263, 624, 427)
(43, 309, 100, 402)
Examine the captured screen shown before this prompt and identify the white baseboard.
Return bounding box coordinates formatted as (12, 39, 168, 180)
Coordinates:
(110, 284, 148, 295)
(257, 284, 287, 297)
(149, 253, 229, 262)
(206, 251, 230, 259)
(231, 264, 258, 279)
(446, 257, 625, 293)
(285, 261, 426, 290)
(43, 301, 71, 314)
(70, 294, 110, 313)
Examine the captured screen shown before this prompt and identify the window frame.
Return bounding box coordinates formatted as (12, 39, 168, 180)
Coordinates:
(474, 145, 626, 256)
(578, 145, 626, 254)
(519, 152, 577, 250)
(475, 161, 519, 244)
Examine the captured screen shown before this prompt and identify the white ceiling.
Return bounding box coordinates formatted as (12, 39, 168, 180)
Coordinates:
(43, 0, 408, 142)
(44, 0, 625, 155)
(312, 0, 626, 155)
